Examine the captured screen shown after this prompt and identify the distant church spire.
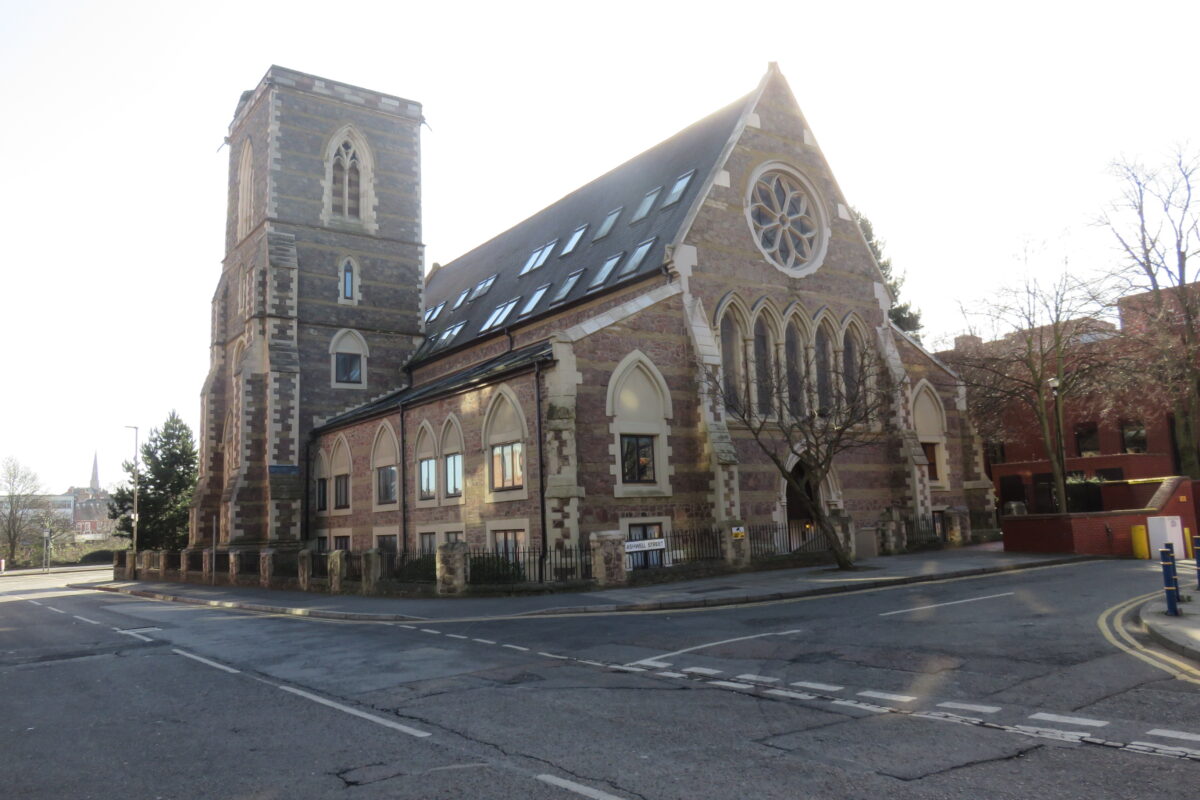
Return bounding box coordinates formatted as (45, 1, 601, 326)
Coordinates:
(90, 452, 100, 492)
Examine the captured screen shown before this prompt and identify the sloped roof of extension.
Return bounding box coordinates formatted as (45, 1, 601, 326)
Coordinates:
(314, 341, 555, 432)
(411, 86, 759, 364)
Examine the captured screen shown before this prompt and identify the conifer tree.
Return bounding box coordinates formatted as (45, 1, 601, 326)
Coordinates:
(854, 209, 922, 337)
(108, 411, 198, 550)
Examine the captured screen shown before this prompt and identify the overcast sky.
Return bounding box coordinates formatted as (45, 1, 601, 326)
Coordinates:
(2, 0, 1197, 494)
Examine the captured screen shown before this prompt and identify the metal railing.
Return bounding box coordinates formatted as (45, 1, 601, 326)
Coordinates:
(625, 526, 722, 571)
(747, 521, 829, 559)
(345, 552, 363, 581)
(214, 552, 230, 574)
(162, 551, 180, 571)
(905, 515, 945, 550)
(272, 552, 297, 578)
(311, 554, 329, 579)
(237, 551, 259, 576)
(187, 551, 202, 572)
(386, 552, 437, 583)
(466, 547, 592, 585)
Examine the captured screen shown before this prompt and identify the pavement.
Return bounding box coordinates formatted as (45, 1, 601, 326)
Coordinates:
(74, 542, 1100, 619)
(1138, 562, 1200, 664)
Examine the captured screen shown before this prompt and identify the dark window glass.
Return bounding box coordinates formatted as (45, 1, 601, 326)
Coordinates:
(347, 161, 360, 218)
(620, 435, 656, 483)
(842, 331, 860, 407)
(332, 159, 345, 216)
(493, 529, 525, 560)
(419, 532, 436, 555)
(335, 353, 361, 384)
(1096, 467, 1125, 482)
(444, 453, 463, 497)
(626, 523, 663, 569)
(921, 442, 939, 480)
(317, 537, 329, 553)
(376, 465, 397, 504)
(418, 458, 436, 500)
(1121, 421, 1146, 454)
(1074, 422, 1099, 457)
(720, 315, 741, 411)
(334, 474, 350, 509)
(815, 328, 832, 414)
(334, 535, 350, 551)
(316, 477, 328, 511)
(754, 318, 773, 415)
(998, 475, 1026, 510)
(376, 534, 398, 552)
(490, 442, 524, 490)
(785, 324, 804, 417)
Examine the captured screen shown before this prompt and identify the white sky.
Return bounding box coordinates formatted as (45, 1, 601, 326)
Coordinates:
(2, 0, 1197, 493)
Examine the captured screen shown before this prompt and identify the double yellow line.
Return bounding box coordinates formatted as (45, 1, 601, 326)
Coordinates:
(1097, 591, 1200, 684)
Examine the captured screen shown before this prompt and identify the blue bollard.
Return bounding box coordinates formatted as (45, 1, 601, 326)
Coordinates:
(1166, 543, 1184, 602)
(1161, 549, 1180, 616)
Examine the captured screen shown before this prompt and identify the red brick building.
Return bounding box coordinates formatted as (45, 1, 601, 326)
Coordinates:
(192, 65, 991, 561)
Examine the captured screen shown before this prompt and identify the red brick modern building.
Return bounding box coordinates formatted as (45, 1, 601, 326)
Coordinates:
(190, 65, 992, 562)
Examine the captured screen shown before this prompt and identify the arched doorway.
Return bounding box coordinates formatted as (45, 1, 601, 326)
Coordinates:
(786, 462, 820, 551)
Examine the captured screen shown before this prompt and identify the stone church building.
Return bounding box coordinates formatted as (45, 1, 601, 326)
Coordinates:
(190, 64, 991, 561)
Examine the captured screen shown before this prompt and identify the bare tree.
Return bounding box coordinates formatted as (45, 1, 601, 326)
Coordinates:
(946, 275, 1113, 512)
(704, 335, 894, 570)
(1, 457, 45, 565)
(1100, 151, 1200, 476)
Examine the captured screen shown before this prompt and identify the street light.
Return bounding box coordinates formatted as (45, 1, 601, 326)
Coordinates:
(125, 425, 139, 579)
(1046, 377, 1067, 512)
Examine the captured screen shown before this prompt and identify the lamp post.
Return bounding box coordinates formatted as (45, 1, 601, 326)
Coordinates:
(125, 425, 139, 579)
(1046, 377, 1067, 512)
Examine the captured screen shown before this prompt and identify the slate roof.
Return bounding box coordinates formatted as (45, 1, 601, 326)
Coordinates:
(314, 341, 555, 431)
(412, 89, 757, 364)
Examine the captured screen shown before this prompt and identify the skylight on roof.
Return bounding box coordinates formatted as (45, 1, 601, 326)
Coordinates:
(617, 238, 656, 278)
(481, 297, 520, 331)
(593, 208, 622, 241)
(452, 289, 469, 310)
(561, 225, 587, 256)
(520, 239, 558, 275)
(424, 301, 446, 324)
(588, 253, 624, 289)
(552, 269, 584, 304)
(630, 187, 662, 222)
(438, 321, 466, 347)
(662, 170, 695, 207)
(468, 274, 496, 301)
(520, 284, 550, 316)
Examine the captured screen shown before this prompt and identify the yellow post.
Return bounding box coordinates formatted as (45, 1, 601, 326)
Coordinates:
(1131, 524, 1150, 560)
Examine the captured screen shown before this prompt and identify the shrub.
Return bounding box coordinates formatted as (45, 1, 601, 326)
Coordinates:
(80, 549, 116, 564)
(468, 555, 525, 585)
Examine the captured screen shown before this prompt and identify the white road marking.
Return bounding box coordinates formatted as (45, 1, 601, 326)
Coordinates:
(609, 665, 646, 672)
(502, 644, 530, 652)
(122, 627, 162, 633)
(278, 686, 431, 738)
(578, 660, 605, 667)
(859, 690, 916, 703)
(73, 615, 101, 625)
(116, 630, 153, 642)
(396, 624, 416, 629)
(173, 648, 240, 674)
(46, 606, 66, 614)
(938, 701, 1001, 714)
(879, 592, 1015, 617)
(791, 681, 843, 692)
(832, 699, 889, 713)
(28, 600, 42, 605)
(445, 634, 468, 640)
(1146, 728, 1200, 743)
(539, 652, 569, 659)
(536, 773, 627, 800)
(682, 667, 723, 676)
(473, 638, 496, 645)
(709, 680, 754, 690)
(1029, 712, 1109, 728)
(420, 629, 441, 635)
(736, 674, 780, 683)
(766, 688, 816, 700)
(635, 659, 673, 668)
(1012, 725, 1089, 741)
(626, 629, 803, 667)
(657, 671, 688, 678)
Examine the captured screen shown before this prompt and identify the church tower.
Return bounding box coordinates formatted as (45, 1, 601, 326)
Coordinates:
(191, 67, 424, 549)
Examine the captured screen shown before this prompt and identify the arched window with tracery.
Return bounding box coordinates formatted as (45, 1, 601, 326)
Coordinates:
(332, 140, 361, 219)
(785, 321, 806, 417)
(815, 324, 834, 415)
(842, 327, 861, 408)
(753, 317, 775, 416)
(236, 139, 254, 240)
(719, 313, 745, 412)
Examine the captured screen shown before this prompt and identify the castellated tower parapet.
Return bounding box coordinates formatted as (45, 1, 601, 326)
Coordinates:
(191, 66, 423, 549)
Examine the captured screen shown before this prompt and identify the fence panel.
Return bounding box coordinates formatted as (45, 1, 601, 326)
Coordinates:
(626, 527, 722, 571)
(238, 551, 259, 576)
(311, 554, 329, 578)
(187, 551, 202, 572)
(906, 516, 945, 550)
(272, 551, 297, 578)
(466, 547, 592, 585)
(345, 553, 363, 581)
(390, 552, 437, 584)
(214, 552, 230, 574)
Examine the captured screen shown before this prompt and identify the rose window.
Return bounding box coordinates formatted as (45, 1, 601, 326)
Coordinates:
(748, 171, 821, 270)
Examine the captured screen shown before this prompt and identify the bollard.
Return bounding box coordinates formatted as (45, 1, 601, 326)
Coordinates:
(1194, 535, 1200, 591)
(1161, 548, 1180, 616)
(1165, 543, 1184, 602)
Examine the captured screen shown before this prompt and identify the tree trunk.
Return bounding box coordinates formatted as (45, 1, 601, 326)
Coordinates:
(814, 512, 854, 570)
(1174, 402, 1200, 478)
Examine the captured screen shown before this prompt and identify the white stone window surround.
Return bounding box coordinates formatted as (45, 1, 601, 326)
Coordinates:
(320, 125, 378, 234)
(606, 351, 674, 498)
(329, 328, 368, 390)
(412, 420, 440, 510)
(912, 380, 950, 491)
(483, 385, 530, 504)
(744, 161, 831, 278)
(371, 422, 400, 511)
(337, 257, 362, 306)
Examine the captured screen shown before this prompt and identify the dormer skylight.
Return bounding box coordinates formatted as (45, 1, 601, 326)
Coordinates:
(424, 301, 446, 324)
(552, 270, 584, 304)
(520, 240, 558, 275)
(468, 274, 496, 301)
(588, 253, 624, 289)
(438, 321, 466, 347)
(662, 170, 695, 207)
(561, 225, 587, 256)
(451, 289, 469, 310)
(593, 208, 622, 241)
(617, 238, 656, 278)
(481, 297, 520, 331)
(519, 284, 550, 316)
(630, 186, 662, 222)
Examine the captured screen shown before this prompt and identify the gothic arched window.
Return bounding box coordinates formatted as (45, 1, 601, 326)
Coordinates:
(332, 140, 361, 219)
(753, 317, 775, 416)
(236, 139, 254, 240)
(785, 321, 805, 417)
(815, 324, 834, 415)
(719, 312, 745, 412)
